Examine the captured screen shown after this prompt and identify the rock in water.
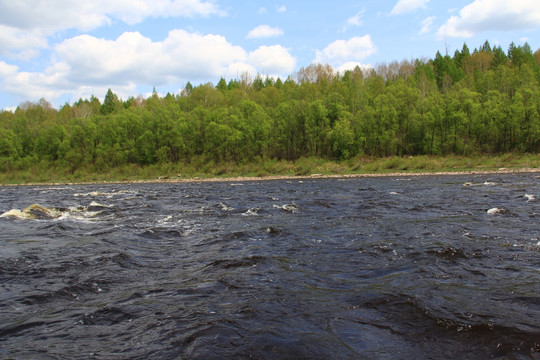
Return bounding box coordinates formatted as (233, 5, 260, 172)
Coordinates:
(487, 207, 508, 215)
(0, 204, 61, 220)
(25, 204, 59, 219)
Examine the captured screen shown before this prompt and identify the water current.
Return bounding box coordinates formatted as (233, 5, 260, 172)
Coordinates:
(0, 174, 539, 359)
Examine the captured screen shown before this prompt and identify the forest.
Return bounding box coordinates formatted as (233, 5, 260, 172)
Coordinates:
(0, 41, 539, 180)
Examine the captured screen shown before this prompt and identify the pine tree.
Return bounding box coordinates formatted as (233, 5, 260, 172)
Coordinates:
(100, 89, 120, 115)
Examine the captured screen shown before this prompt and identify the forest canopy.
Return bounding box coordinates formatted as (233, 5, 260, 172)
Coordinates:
(0, 41, 539, 176)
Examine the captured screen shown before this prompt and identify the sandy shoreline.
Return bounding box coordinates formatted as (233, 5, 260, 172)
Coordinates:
(2, 167, 540, 187)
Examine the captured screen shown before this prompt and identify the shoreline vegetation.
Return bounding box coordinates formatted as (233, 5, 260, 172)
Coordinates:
(1, 154, 539, 186)
(1, 41, 539, 187)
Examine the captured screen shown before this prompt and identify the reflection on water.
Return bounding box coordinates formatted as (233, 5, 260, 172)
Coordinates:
(1, 174, 539, 359)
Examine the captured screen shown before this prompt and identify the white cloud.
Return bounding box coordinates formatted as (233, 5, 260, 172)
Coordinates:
(437, 0, 540, 39)
(0, 0, 222, 31)
(314, 35, 377, 66)
(420, 16, 436, 35)
(347, 10, 365, 27)
(0, 30, 246, 103)
(224, 62, 258, 79)
(336, 62, 373, 74)
(2, 65, 82, 103)
(0, 0, 223, 59)
(438, 16, 472, 38)
(0, 2, 107, 32)
(391, 0, 430, 15)
(341, 9, 366, 32)
(0, 61, 19, 78)
(277, 5, 287, 13)
(248, 45, 296, 76)
(246, 25, 284, 39)
(0, 25, 48, 60)
(257, 7, 267, 14)
(54, 30, 247, 85)
(0, 29, 296, 104)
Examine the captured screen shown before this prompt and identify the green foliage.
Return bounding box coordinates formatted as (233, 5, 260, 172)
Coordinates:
(1, 41, 539, 182)
(100, 89, 122, 115)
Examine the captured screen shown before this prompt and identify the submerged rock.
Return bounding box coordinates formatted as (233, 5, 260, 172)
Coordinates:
(266, 226, 282, 234)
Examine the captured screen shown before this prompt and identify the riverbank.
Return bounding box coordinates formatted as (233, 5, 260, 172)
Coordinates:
(1, 154, 540, 186)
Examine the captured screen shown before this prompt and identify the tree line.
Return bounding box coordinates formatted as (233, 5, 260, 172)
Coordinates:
(0, 41, 539, 174)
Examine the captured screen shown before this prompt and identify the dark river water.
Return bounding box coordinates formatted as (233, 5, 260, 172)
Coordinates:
(1, 174, 539, 359)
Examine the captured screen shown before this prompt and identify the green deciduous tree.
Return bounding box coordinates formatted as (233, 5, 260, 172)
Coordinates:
(0, 40, 538, 175)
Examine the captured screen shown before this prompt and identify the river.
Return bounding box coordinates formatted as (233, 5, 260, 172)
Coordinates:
(1, 173, 539, 359)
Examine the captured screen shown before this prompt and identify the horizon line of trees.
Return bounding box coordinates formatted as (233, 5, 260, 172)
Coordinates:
(0, 40, 539, 173)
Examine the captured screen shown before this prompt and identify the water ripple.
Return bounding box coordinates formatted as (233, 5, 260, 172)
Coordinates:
(1, 174, 539, 358)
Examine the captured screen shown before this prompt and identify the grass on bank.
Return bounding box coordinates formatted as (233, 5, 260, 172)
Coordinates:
(1, 153, 539, 185)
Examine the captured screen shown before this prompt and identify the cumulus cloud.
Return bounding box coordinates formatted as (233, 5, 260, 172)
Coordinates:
(0, 0, 223, 58)
(1, 63, 84, 103)
(314, 35, 377, 66)
(0, 0, 222, 30)
(0, 25, 48, 60)
(390, 0, 430, 15)
(53, 30, 248, 86)
(224, 62, 258, 79)
(420, 16, 436, 35)
(277, 5, 287, 13)
(1, 30, 244, 103)
(0, 2, 106, 32)
(246, 25, 284, 39)
(248, 45, 296, 76)
(437, 0, 540, 39)
(0, 29, 296, 104)
(0, 61, 18, 78)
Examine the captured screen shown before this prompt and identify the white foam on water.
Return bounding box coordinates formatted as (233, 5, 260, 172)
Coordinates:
(89, 201, 113, 208)
(74, 190, 137, 198)
(274, 204, 299, 213)
(0, 209, 28, 219)
(74, 191, 110, 197)
(158, 215, 174, 223)
(219, 203, 235, 211)
(243, 208, 259, 216)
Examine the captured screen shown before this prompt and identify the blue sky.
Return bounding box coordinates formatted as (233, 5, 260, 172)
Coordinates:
(0, 0, 539, 110)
